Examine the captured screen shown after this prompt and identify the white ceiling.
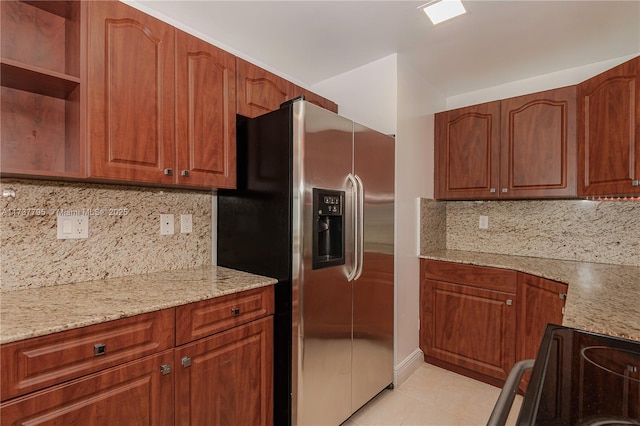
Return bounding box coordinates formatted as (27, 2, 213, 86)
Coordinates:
(137, 0, 640, 97)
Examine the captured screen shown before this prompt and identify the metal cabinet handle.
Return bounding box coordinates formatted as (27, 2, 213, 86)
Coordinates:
(163, 168, 173, 176)
(506, 299, 513, 306)
(181, 357, 192, 368)
(632, 180, 639, 186)
(230, 307, 240, 316)
(160, 364, 172, 375)
(501, 188, 508, 193)
(559, 293, 567, 300)
(490, 188, 496, 193)
(181, 170, 190, 177)
(94, 343, 106, 356)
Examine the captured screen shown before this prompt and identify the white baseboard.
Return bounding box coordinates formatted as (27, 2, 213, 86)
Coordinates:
(394, 348, 424, 387)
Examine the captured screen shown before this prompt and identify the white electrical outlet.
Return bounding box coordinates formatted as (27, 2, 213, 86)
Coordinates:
(57, 215, 89, 239)
(479, 215, 489, 229)
(160, 214, 174, 235)
(180, 214, 193, 234)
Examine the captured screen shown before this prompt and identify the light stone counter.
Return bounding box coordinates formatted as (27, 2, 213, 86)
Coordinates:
(420, 250, 640, 342)
(0, 266, 277, 344)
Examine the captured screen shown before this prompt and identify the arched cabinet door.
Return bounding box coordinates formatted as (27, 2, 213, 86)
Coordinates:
(435, 102, 501, 200)
(175, 30, 236, 189)
(88, 1, 175, 184)
(578, 56, 640, 197)
(500, 86, 577, 199)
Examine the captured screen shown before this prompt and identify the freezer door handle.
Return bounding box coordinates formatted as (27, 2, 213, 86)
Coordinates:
(353, 174, 365, 281)
(347, 173, 359, 282)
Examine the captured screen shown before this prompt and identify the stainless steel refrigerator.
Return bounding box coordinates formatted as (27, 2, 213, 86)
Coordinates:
(217, 99, 394, 426)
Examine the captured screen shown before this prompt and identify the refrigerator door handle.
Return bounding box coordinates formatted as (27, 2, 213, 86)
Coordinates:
(354, 174, 365, 281)
(347, 173, 359, 282)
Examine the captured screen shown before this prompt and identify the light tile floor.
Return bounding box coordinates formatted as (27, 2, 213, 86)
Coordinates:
(342, 363, 522, 426)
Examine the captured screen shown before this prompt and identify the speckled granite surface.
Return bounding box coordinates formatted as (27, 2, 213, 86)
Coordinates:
(0, 266, 277, 344)
(420, 250, 640, 342)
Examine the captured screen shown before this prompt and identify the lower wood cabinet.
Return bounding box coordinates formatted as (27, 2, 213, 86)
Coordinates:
(0, 286, 275, 426)
(420, 259, 567, 387)
(174, 316, 274, 426)
(1, 350, 175, 425)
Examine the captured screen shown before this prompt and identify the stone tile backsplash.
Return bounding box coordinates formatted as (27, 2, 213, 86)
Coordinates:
(421, 199, 639, 267)
(1, 179, 212, 291)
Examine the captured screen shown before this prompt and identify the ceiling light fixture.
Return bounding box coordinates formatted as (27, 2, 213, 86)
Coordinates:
(421, 0, 467, 25)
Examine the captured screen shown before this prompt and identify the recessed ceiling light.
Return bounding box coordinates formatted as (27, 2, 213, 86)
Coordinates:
(422, 0, 467, 25)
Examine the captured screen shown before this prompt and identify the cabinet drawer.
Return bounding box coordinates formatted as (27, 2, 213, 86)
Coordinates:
(176, 286, 274, 345)
(0, 308, 175, 401)
(422, 259, 517, 293)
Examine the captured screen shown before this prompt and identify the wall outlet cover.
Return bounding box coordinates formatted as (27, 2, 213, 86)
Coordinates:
(180, 214, 193, 234)
(57, 215, 89, 239)
(160, 214, 174, 235)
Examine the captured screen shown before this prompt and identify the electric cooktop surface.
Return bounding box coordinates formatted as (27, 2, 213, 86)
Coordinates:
(518, 325, 640, 425)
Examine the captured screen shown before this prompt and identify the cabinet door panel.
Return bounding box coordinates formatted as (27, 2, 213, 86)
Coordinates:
(578, 56, 640, 196)
(0, 351, 174, 426)
(88, 1, 174, 183)
(236, 58, 294, 118)
(435, 102, 500, 199)
(175, 30, 236, 188)
(175, 317, 273, 426)
(421, 279, 516, 380)
(501, 86, 577, 198)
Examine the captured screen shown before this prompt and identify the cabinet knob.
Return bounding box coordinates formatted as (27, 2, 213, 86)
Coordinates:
(181, 170, 190, 177)
(506, 299, 513, 306)
(93, 343, 106, 356)
(163, 168, 173, 176)
(558, 293, 567, 300)
(501, 188, 508, 193)
(181, 357, 192, 368)
(231, 307, 240, 316)
(160, 364, 172, 375)
(632, 180, 640, 186)
(490, 188, 496, 193)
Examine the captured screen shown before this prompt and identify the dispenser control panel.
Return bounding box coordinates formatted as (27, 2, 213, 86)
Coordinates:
(318, 195, 343, 215)
(312, 188, 345, 269)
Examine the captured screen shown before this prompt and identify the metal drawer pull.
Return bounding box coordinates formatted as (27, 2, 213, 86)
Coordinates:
(231, 307, 240, 316)
(559, 293, 567, 300)
(632, 180, 639, 186)
(181, 170, 190, 177)
(93, 343, 106, 356)
(163, 168, 173, 176)
(160, 364, 171, 375)
(490, 188, 496, 193)
(181, 357, 192, 368)
(506, 299, 513, 306)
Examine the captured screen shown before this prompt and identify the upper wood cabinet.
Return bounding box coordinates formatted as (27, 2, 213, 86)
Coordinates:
(0, 0, 86, 178)
(175, 29, 236, 188)
(578, 56, 640, 197)
(435, 86, 577, 200)
(88, 2, 236, 188)
(236, 58, 338, 118)
(87, 0, 175, 184)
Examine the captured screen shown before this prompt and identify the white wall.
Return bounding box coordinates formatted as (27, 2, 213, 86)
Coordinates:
(310, 54, 398, 135)
(446, 54, 637, 110)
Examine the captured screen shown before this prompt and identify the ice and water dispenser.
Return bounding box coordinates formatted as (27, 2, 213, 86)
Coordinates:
(312, 188, 345, 269)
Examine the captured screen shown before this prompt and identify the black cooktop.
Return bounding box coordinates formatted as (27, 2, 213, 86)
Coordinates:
(518, 325, 640, 425)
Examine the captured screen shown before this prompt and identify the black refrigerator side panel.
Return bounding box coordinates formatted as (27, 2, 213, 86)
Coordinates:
(217, 108, 293, 426)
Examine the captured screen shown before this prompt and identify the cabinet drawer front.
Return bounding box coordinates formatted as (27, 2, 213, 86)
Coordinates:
(1, 350, 174, 425)
(1, 309, 175, 401)
(176, 286, 275, 345)
(422, 259, 517, 293)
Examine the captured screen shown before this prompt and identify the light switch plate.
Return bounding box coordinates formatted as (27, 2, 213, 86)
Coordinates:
(180, 214, 192, 234)
(57, 215, 89, 239)
(479, 215, 489, 229)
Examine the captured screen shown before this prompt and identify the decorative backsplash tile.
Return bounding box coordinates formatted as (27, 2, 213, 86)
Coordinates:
(1, 179, 213, 291)
(424, 199, 639, 267)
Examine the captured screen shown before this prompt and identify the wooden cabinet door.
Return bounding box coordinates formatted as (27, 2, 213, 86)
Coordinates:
(420, 278, 516, 381)
(516, 273, 567, 391)
(175, 30, 236, 188)
(0, 350, 174, 425)
(174, 317, 273, 426)
(578, 56, 640, 196)
(500, 86, 577, 198)
(88, 1, 175, 184)
(236, 58, 294, 118)
(435, 102, 501, 200)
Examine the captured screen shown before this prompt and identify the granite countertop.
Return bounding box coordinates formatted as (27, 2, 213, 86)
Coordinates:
(0, 266, 277, 345)
(420, 250, 640, 342)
